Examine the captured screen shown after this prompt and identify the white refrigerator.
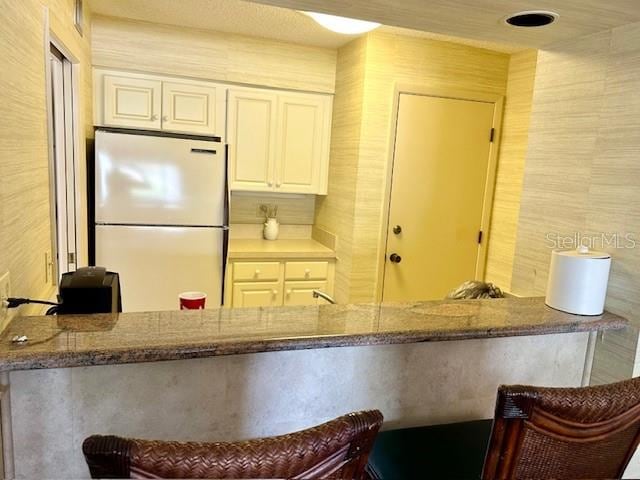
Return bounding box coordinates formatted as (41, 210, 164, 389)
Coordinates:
(94, 129, 227, 312)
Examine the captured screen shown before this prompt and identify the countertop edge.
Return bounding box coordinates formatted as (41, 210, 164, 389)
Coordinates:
(227, 252, 337, 260)
(0, 317, 626, 372)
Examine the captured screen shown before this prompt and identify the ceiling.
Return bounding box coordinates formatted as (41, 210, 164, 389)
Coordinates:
(88, 0, 522, 51)
(248, 0, 640, 48)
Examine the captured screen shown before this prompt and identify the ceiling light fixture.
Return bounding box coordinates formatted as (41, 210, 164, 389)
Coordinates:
(504, 10, 559, 27)
(303, 12, 381, 35)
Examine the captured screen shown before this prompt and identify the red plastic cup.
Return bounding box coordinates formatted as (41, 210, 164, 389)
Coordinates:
(179, 291, 207, 310)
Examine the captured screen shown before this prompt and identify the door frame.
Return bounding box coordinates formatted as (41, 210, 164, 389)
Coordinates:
(376, 84, 504, 302)
(44, 26, 82, 285)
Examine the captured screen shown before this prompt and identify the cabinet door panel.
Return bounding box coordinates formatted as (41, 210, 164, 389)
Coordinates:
(232, 282, 282, 308)
(275, 95, 327, 194)
(103, 75, 162, 129)
(284, 281, 327, 306)
(162, 81, 224, 136)
(228, 89, 277, 192)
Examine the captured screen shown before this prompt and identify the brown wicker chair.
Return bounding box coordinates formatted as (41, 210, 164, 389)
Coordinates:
(83, 410, 383, 479)
(483, 377, 640, 479)
(368, 376, 640, 479)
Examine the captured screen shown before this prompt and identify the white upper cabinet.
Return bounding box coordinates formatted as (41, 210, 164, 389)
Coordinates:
(228, 87, 332, 195)
(95, 69, 226, 138)
(103, 75, 162, 130)
(95, 69, 333, 195)
(227, 88, 277, 192)
(161, 81, 225, 135)
(276, 94, 330, 194)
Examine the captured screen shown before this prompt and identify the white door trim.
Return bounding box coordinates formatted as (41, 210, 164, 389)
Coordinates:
(45, 26, 82, 283)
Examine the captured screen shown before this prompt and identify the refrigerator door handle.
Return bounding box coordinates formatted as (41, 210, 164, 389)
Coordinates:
(191, 148, 217, 154)
(223, 144, 229, 227)
(221, 227, 229, 305)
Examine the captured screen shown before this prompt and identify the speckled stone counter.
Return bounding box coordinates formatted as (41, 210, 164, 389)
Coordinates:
(0, 297, 626, 371)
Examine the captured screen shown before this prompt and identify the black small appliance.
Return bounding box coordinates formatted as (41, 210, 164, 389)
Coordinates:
(58, 266, 122, 314)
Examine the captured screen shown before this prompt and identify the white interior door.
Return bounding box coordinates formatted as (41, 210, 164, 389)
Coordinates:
(49, 46, 78, 278)
(382, 93, 496, 302)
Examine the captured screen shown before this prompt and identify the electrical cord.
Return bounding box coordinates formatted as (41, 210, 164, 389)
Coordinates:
(4, 297, 62, 309)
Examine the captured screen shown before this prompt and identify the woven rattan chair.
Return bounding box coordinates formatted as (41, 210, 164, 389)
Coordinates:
(368, 376, 640, 479)
(83, 410, 383, 479)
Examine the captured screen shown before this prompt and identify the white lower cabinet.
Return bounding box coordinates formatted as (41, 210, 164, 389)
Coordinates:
(227, 259, 334, 307)
(284, 281, 327, 306)
(232, 282, 283, 308)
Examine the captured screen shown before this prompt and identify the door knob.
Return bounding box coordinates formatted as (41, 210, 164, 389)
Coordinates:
(389, 253, 402, 264)
(393, 225, 402, 235)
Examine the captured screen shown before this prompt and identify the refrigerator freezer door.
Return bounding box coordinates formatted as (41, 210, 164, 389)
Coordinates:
(95, 130, 225, 226)
(96, 225, 224, 312)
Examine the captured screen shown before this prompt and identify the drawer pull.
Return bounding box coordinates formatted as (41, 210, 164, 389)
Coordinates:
(286, 289, 292, 296)
(255, 269, 260, 276)
(272, 289, 278, 296)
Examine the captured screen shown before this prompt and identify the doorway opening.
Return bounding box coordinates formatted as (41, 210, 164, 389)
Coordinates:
(47, 43, 79, 283)
(381, 90, 503, 302)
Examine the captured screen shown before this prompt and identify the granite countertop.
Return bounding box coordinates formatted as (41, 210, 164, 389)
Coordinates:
(228, 238, 336, 259)
(0, 297, 626, 372)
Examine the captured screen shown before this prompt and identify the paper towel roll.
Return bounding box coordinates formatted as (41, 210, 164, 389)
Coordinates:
(545, 246, 611, 315)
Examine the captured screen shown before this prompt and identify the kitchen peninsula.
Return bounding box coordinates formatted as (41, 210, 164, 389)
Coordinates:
(0, 297, 627, 478)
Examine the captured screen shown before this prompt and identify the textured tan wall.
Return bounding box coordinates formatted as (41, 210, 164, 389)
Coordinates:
(313, 38, 367, 303)
(320, 32, 510, 303)
(91, 15, 337, 94)
(0, 0, 92, 321)
(512, 23, 640, 383)
(484, 50, 537, 291)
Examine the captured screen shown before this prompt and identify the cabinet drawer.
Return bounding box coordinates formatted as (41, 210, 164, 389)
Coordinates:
(233, 262, 280, 281)
(285, 261, 328, 280)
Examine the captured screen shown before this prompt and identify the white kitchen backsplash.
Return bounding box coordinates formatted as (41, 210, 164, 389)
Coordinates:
(230, 224, 313, 239)
(229, 192, 316, 225)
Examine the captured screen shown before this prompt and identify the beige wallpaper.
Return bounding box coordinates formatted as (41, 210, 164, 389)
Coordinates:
(320, 32, 510, 303)
(0, 0, 92, 322)
(91, 15, 337, 94)
(511, 22, 640, 382)
(484, 50, 537, 291)
(313, 38, 367, 303)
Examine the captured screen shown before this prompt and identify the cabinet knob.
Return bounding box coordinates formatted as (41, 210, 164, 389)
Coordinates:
(272, 289, 278, 296)
(268, 181, 273, 187)
(304, 269, 311, 278)
(162, 115, 168, 122)
(255, 269, 260, 277)
(276, 182, 282, 188)
(286, 289, 292, 296)
(151, 114, 158, 121)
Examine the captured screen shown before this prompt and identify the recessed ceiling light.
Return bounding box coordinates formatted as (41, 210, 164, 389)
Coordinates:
(504, 10, 559, 27)
(303, 12, 381, 35)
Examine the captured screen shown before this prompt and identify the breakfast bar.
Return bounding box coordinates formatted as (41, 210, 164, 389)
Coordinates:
(0, 297, 628, 477)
